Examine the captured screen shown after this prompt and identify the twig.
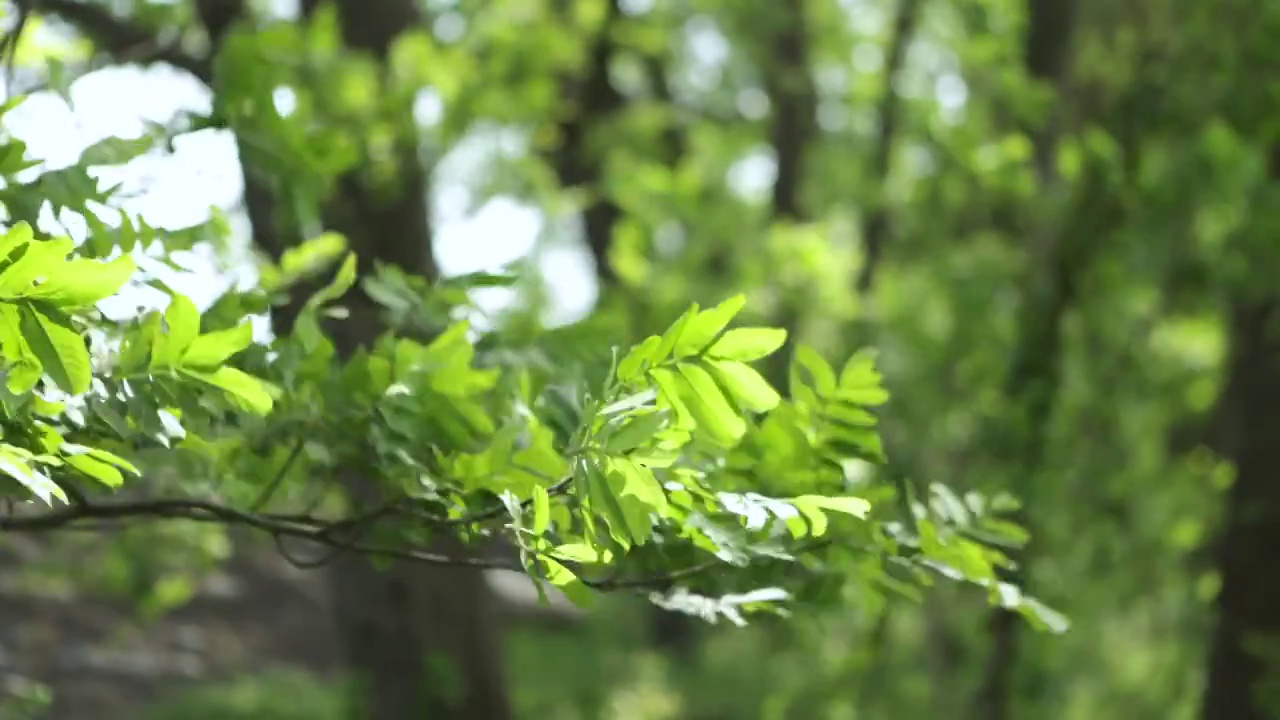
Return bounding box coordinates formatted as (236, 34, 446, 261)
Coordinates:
(250, 437, 306, 511)
(21, 0, 211, 82)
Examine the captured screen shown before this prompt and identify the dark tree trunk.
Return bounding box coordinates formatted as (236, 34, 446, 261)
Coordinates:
(1200, 149, 1280, 720)
(854, 0, 921, 294)
(314, 3, 511, 718)
(969, 0, 1079, 718)
(546, 0, 705, 657)
(761, 0, 817, 389)
(198, 1, 513, 717)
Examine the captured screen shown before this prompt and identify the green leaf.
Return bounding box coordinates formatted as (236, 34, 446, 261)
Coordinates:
(707, 328, 788, 362)
(599, 389, 657, 418)
(651, 303, 698, 366)
(0, 238, 76, 298)
(790, 345, 836, 402)
(611, 457, 668, 515)
(61, 442, 141, 479)
(650, 367, 696, 431)
(617, 335, 660, 382)
(0, 446, 64, 505)
(604, 408, 669, 453)
(796, 495, 872, 519)
(530, 484, 550, 535)
(788, 495, 872, 537)
(0, 304, 41, 394)
(18, 303, 90, 395)
(182, 321, 255, 370)
(152, 294, 201, 369)
(24, 255, 136, 308)
(305, 252, 358, 309)
(673, 294, 746, 358)
(541, 557, 594, 608)
(588, 459, 651, 547)
(65, 453, 123, 488)
(279, 232, 348, 280)
(0, 221, 33, 259)
(179, 366, 277, 415)
(705, 359, 780, 413)
(674, 362, 747, 447)
(550, 543, 610, 564)
(118, 311, 161, 373)
(1015, 595, 1071, 634)
(79, 135, 155, 166)
(839, 349, 880, 388)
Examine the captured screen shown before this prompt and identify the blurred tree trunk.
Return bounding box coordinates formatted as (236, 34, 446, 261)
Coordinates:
(1200, 147, 1280, 720)
(18, 2, 508, 717)
(969, 0, 1079, 717)
(762, 0, 817, 387)
(206, 1, 512, 717)
(547, 0, 705, 657)
(312, 3, 511, 718)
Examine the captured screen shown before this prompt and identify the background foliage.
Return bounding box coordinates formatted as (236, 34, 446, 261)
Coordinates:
(0, 0, 1276, 718)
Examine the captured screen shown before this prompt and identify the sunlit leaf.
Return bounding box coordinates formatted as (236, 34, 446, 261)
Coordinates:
(18, 304, 90, 395)
(707, 327, 788, 363)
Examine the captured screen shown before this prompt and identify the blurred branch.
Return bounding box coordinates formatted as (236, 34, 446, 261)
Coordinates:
(765, 0, 816, 221)
(21, 0, 211, 82)
(855, 0, 924, 294)
(761, 0, 816, 385)
(549, 0, 625, 285)
(0, 478, 817, 594)
(970, 0, 1084, 716)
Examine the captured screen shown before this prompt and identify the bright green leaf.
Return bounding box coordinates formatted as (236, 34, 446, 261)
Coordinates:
(707, 327, 788, 363)
(182, 321, 255, 370)
(705, 358, 780, 413)
(152, 294, 201, 369)
(18, 303, 90, 395)
(180, 366, 277, 415)
(65, 453, 123, 488)
(24, 255, 135, 308)
(530, 484, 550, 535)
(674, 362, 747, 447)
(0, 446, 63, 505)
(673, 294, 746, 358)
(305, 252, 358, 309)
(651, 303, 698, 366)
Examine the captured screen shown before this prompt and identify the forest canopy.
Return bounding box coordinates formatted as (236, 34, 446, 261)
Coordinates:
(0, 0, 1276, 719)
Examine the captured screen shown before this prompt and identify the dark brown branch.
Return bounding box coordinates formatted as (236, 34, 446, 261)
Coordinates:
(1199, 146, 1280, 720)
(855, 0, 924, 294)
(550, 0, 625, 285)
(24, 0, 211, 82)
(765, 0, 816, 221)
(250, 437, 306, 510)
(970, 0, 1083, 716)
(761, 0, 816, 387)
(0, 479, 787, 593)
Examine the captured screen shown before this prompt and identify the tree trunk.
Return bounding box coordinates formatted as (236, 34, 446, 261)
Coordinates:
(969, 0, 1079, 717)
(207, 0, 513, 716)
(761, 0, 817, 388)
(1200, 148, 1280, 720)
(316, 3, 512, 716)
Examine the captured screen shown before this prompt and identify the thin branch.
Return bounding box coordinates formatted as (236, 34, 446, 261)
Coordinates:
(21, 0, 211, 82)
(549, 0, 624, 284)
(855, 0, 924, 294)
(250, 437, 306, 511)
(761, 0, 817, 387)
(0, 487, 817, 594)
(765, 0, 816, 222)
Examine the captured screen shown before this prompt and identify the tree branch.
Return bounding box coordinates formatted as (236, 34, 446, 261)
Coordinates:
(0, 478, 834, 595)
(550, 0, 625, 285)
(22, 0, 211, 82)
(855, 0, 924, 294)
